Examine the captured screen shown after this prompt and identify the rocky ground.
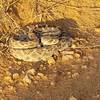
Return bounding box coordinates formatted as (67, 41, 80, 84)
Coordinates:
(0, 0, 100, 100)
(0, 27, 100, 100)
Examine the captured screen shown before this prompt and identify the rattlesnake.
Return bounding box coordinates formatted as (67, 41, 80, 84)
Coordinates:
(9, 25, 72, 62)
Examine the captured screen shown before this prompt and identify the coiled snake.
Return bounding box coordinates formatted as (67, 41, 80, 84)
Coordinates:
(9, 25, 72, 62)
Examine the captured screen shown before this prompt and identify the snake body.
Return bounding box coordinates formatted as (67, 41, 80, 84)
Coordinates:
(9, 26, 71, 62)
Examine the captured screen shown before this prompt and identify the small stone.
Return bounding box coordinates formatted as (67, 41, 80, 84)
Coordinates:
(95, 94, 100, 98)
(81, 65, 87, 69)
(23, 75, 31, 84)
(3, 76, 13, 84)
(67, 72, 72, 78)
(39, 64, 47, 71)
(50, 81, 55, 86)
(37, 73, 48, 80)
(34, 80, 38, 84)
(27, 68, 36, 76)
(69, 96, 77, 100)
(40, 64, 44, 67)
(0, 87, 3, 93)
(19, 82, 25, 86)
(13, 73, 19, 80)
(67, 72, 71, 75)
(71, 44, 77, 49)
(36, 91, 40, 94)
(36, 91, 42, 96)
(6, 71, 12, 76)
(88, 55, 94, 60)
(22, 71, 25, 74)
(1, 99, 4, 100)
(72, 73, 79, 78)
(86, 76, 90, 79)
(74, 53, 80, 58)
(27, 69, 36, 80)
(3, 85, 16, 93)
(83, 56, 89, 62)
(47, 57, 55, 65)
(8, 86, 16, 93)
(94, 28, 100, 34)
(17, 61, 22, 65)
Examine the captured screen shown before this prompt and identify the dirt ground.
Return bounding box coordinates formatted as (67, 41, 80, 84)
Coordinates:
(0, 28, 100, 100)
(0, 0, 100, 100)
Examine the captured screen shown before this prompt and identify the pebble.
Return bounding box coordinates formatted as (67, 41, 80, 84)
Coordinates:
(0, 87, 3, 93)
(72, 73, 79, 79)
(27, 69, 36, 80)
(86, 76, 90, 80)
(4, 85, 16, 93)
(17, 61, 22, 65)
(93, 94, 100, 98)
(67, 72, 72, 78)
(94, 28, 100, 34)
(3, 76, 13, 84)
(40, 64, 44, 67)
(88, 55, 94, 60)
(69, 96, 77, 100)
(13, 73, 19, 80)
(6, 71, 12, 76)
(67, 72, 71, 75)
(37, 73, 48, 80)
(27, 68, 36, 76)
(8, 86, 16, 93)
(34, 80, 38, 84)
(71, 44, 77, 49)
(74, 53, 80, 58)
(81, 65, 87, 69)
(39, 64, 46, 70)
(36, 91, 42, 97)
(47, 57, 55, 65)
(50, 81, 55, 86)
(23, 75, 31, 84)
